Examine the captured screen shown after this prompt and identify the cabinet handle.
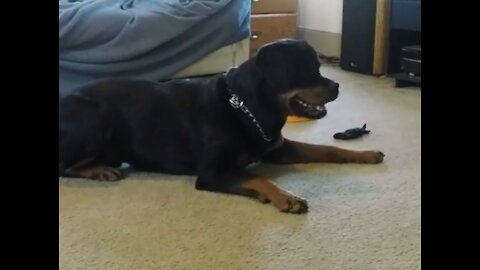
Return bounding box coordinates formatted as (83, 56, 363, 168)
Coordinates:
(251, 31, 262, 39)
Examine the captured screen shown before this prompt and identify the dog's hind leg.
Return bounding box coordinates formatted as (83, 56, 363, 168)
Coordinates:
(59, 94, 123, 181)
(62, 158, 124, 181)
(59, 152, 124, 181)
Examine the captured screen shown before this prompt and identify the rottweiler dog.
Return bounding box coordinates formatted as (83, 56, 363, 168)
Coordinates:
(59, 39, 384, 214)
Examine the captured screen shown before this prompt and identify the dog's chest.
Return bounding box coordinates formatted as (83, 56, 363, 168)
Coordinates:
(235, 136, 284, 168)
(235, 153, 259, 168)
(265, 136, 285, 153)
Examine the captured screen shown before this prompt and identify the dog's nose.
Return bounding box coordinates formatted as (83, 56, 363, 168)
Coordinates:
(328, 82, 339, 102)
(329, 81, 339, 89)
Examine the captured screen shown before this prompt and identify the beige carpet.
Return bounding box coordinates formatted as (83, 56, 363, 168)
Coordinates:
(60, 66, 421, 270)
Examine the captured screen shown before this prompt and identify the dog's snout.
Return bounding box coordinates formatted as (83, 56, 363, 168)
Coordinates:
(328, 82, 339, 102)
(329, 81, 339, 90)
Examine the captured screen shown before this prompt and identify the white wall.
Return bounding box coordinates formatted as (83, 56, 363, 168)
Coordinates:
(298, 0, 343, 33)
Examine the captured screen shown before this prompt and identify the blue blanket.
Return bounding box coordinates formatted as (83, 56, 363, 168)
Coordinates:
(59, 0, 250, 96)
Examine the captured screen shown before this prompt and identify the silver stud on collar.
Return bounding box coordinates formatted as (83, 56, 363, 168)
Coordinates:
(228, 91, 272, 142)
(229, 94, 243, 109)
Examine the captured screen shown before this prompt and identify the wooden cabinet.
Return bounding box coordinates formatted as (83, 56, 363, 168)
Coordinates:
(250, 0, 298, 56)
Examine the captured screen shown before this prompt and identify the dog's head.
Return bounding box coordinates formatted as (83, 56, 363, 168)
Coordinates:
(254, 39, 339, 119)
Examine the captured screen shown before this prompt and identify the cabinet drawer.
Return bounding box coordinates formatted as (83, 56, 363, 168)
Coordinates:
(251, 0, 297, 14)
(250, 14, 297, 53)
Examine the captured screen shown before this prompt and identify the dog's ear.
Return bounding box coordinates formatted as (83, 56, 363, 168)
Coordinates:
(254, 44, 284, 70)
(254, 44, 288, 89)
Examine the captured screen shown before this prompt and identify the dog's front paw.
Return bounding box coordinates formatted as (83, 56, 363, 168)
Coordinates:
(272, 192, 309, 214)
(358, 151, 385, 164)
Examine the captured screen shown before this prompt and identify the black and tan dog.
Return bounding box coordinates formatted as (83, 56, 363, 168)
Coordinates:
(59, 39, 384, 214)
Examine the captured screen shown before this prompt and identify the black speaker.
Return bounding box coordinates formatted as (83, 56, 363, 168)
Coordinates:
(400, 45, 421, 75)
(340, 0, 388, 75)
